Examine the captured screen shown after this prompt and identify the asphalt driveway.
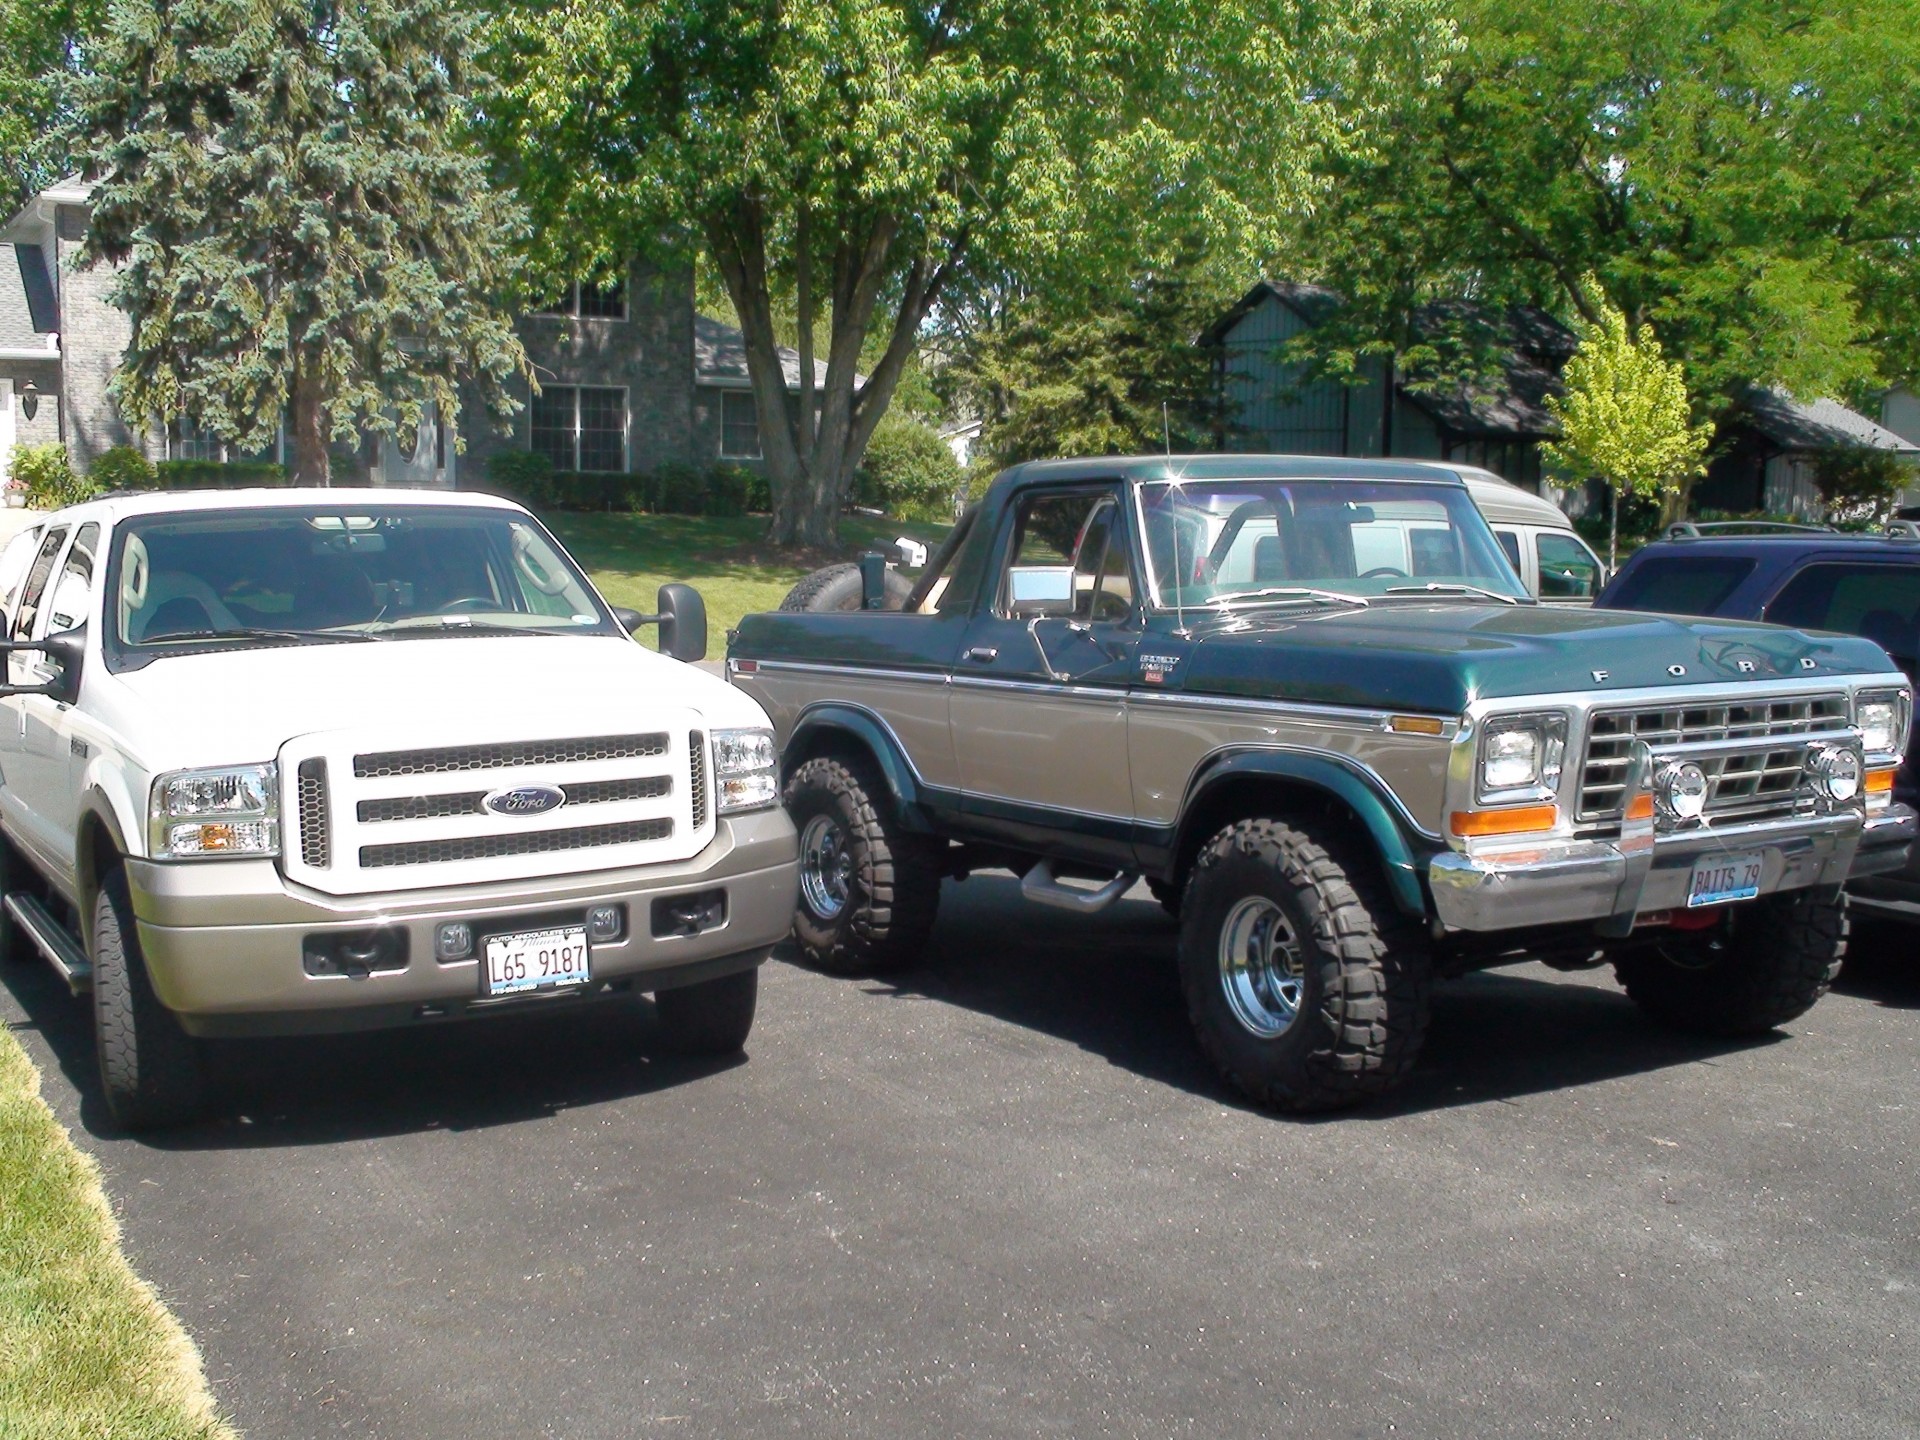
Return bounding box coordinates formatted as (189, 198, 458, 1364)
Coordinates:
(4, 877, 1917, 1438)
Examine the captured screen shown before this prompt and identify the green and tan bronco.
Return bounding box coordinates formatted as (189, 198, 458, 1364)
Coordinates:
(729, 457, 1915, 1111)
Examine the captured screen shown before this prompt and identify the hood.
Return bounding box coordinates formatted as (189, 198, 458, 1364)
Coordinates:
(93, 634, 766, 770)
(1172, 602, 1898, 713)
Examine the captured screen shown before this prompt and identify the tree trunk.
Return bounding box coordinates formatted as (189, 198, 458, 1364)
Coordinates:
(290, 359, 330, 487)
(1658, 475, 1694, 529)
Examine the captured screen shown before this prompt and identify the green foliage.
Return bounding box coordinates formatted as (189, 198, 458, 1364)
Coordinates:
(484, 449, 554, 495)
(1290, 0, 1920, 415)
(85, 444, 154, 490)
(483, 0, 1451, 543)
(1810, 448, 1914, 525)
(72, 0, 531, 484)
(0, 0, 102, 207)
(857, 418, 965, 522)
(151, 460, 288, 489)
(480, 451, 769, 517)
(7, 443, 94, 508)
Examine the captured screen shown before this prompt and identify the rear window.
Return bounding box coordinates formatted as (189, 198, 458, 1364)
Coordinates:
(1603, 555, 1755, 616)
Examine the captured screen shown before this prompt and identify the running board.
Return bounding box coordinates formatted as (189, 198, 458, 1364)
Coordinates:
(5, 893, 91, 995)
(1019, 859, 1137, 915)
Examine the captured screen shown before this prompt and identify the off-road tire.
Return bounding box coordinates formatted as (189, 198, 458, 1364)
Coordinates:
(92, 867, 205, 1131)
(1147, 876, 1183, 920)
(785, 756, 942, 975)
(778, 563, 914, 613)
(1178, 818, 1432, 1112)
(1613, 887, 1846, 1036)
(654, 967, 759, 1055)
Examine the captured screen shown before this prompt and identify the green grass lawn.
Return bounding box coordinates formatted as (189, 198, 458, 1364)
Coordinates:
(0, 1026, 236, 1440)
(549, 510, 953, 655)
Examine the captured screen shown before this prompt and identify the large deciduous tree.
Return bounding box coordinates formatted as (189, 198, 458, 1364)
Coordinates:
(74, 0, 529, 484)
(485, 0, 1451, 544)
(0, 0, 102, 207)
(1291, 0, 1920, 424)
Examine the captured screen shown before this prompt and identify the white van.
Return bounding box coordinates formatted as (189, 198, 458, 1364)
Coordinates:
(1411, 463, 1605, 602)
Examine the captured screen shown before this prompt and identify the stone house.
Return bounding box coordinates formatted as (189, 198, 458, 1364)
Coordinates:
(0, 178, 825, 489)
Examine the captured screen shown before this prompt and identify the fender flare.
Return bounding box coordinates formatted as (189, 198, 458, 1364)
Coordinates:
(784, 703, 934, 830)
(1176, 748, 1433, 918)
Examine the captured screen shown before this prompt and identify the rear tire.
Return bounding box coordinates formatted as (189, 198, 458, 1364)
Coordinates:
(654, 968, 759, 1055)
(1614, 888, 1845, 1036)
(779, 563, 914, 613)
(1178, 818, 1431, 1112)
(92, 867, 205, 1131)
(785, 756, 942, 974)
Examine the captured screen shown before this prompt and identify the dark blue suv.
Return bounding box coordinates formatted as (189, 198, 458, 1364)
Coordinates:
(1597, 521, 1920, 923)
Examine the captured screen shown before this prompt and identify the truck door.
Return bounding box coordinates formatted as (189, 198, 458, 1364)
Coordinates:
(0, 523, 70, 877)
(950, 485, 1140, 856)
(39, 523, 103, 882)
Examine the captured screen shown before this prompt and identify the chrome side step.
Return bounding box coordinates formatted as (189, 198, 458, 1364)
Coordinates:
(5, 892, 91, 995)
(1019, 859, 1138, 915)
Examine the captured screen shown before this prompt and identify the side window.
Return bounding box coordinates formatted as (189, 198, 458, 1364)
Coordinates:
(0, 527, 44, 619)
(1000, 490, 1135, 620)
(1605, 555, 1755, 616)
(1536, 531, 1601, 599)
(11, 526, 69, 642)
(45, 523, 100, 633)
(1766, 563, 1920, 662)
(1494, 528, 1523, 571)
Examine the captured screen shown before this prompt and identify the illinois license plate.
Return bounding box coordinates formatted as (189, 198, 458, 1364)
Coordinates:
(483, 925, 591, 997)
(1686, 851, 1764, 908)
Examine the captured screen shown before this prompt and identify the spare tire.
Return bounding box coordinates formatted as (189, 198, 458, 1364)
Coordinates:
(779, 562, 914, 613)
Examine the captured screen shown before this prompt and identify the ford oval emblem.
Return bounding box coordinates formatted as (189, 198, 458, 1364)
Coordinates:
(483, 784, 567, 818)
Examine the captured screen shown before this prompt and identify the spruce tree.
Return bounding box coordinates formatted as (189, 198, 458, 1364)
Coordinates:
(73, 0, 527, 483)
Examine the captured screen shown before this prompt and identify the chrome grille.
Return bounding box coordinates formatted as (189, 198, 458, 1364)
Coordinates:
(356, 776, 671, 824)
(689, 732, 707, 830)
(353, 733, 668, 779)
(359, 817, 674, 869)
(296, 759, 330, 868)
(1578, 695, 1849, 823)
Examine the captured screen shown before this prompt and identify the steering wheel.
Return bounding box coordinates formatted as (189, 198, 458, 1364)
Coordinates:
(1360, 566, 1409, 580)
(433, 596, 499, 615)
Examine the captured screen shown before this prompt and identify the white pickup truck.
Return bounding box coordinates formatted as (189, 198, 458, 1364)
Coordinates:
(0, 488, 799, 1129)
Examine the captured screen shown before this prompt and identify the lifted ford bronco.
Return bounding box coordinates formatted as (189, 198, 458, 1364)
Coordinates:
(731, 457, 1916, 1111)
(0, 488, 798, 1129)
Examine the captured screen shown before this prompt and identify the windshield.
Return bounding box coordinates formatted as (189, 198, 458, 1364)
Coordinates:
(1134, 477, 1528, 608)
(107, 505, 617, 659)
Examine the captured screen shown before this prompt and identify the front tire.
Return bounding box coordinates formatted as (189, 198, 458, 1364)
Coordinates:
(1613, 888, 1846, 1036)
(92, 867, 205, 1131)
(784, 756, 942, 974)
(1178, 818, 1432, 1112)
(654, 968, 759, 1055)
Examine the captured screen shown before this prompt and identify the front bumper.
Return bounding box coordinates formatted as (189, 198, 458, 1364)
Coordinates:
(1428, 804, 1916, 934)
(126, 807, 799, 1037)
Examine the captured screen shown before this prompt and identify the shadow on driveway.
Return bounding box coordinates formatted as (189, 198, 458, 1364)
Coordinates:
(836, 873, 1782, 1120)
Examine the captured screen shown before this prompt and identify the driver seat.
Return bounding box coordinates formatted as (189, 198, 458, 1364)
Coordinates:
(1252, 535, 1288, 583)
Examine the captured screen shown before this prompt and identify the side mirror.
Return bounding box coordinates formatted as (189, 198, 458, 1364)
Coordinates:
(1007, 565, 1075, 619)
(0, 629, 84, 704)
(625, 584, 707, 663)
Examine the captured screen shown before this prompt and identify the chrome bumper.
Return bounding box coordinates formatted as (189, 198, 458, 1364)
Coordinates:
(126, 807, 799, 1037)
(1428, 804, 1916, 935)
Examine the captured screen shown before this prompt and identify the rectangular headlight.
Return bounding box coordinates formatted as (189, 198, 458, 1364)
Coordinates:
(1853, 688, 1912, 762)
(710, 727, 779, 814)
(149, 763, 280, 859)
(1477, 713, 1567, 803)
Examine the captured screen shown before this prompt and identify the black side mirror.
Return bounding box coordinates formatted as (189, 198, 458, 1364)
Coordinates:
(0, 628, 84, 704)
(622, 585, 707, 663)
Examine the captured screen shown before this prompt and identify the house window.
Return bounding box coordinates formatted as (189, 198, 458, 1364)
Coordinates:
(536, 277, 628, 321)
(720, 391, 761, 459)
(529, 385, 627, 472)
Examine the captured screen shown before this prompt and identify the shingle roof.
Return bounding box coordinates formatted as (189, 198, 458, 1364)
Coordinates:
(1740, 386, 1920, 455)
(694, 313, 835, 391)
(0, 243, 57, 347)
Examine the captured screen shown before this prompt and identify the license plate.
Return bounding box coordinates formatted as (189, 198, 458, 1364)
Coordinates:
(483, 926, 591, 997)
(1686, 851, 1764, 908)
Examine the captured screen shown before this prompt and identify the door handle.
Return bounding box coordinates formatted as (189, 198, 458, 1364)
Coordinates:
(965, 646, 998, 663)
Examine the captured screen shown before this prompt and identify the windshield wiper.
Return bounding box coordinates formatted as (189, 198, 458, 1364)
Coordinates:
(147, 625, 384, 646)
(1382, 582, 1522, 605)
(1206, 586, 1371, 609)
(380, 618, 598, 637)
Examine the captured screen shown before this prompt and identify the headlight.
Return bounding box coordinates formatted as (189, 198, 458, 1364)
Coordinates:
(710, 728, 779, 814)
(1477, 713, 1567, 802)
(149, 763, 280, 859)
(1853, 688, 1911, 761)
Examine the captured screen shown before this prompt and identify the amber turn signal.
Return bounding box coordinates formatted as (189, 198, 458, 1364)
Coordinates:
(1866, 767, 1897, 796)
(1449, 804, 1559, 838)
(1625, 793, 1655, 821)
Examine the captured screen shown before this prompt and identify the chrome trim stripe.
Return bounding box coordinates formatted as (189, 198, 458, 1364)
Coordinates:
(1129, 688, 1457, 737)
(739, 659, 949, 687)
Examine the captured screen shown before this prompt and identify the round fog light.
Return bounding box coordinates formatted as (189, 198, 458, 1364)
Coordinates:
(1808, 745, 1863, 803)
(1654, 761, 1709, 821)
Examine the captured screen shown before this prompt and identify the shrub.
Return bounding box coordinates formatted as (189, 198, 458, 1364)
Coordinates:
(8, 443, 94, 508)
(152, 460, 288, 489)
(481, 449, 556, 507)
(702, 464, 752, 517)
(88, 445, 157, 491)
(1811, 446, 1910, 524)
(651, 461, 706, 516)
(858, 417, 965, 521)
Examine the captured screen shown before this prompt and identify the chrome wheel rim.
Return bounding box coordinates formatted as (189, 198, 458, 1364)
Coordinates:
(1218, 896, 1305, 1038)
(799, 814, 853, 921)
